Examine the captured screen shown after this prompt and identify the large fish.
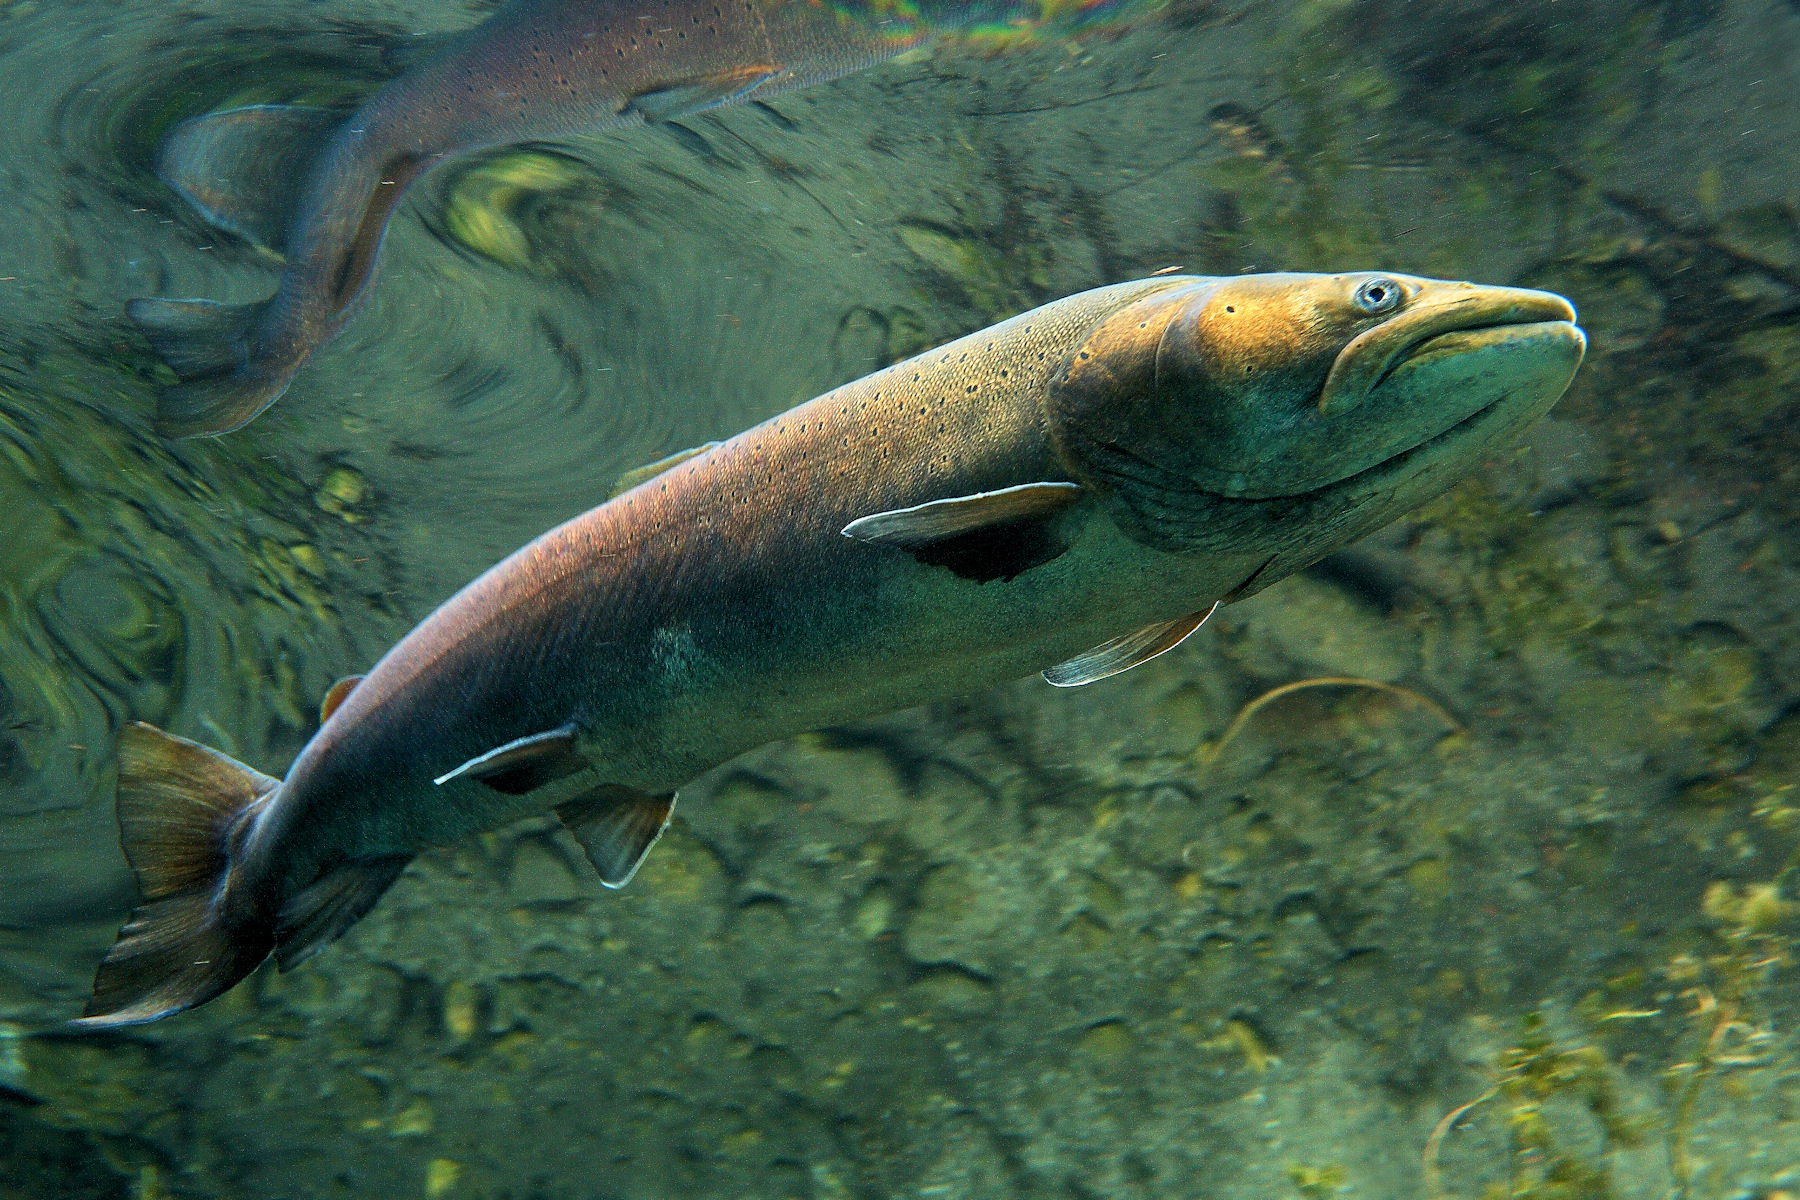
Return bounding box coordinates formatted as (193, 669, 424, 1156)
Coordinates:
(79, 271, 1585, 1027)
(128, 0, 981, 439)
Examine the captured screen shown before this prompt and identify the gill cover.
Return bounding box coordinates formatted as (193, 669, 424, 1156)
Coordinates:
(1042, 278, 1233, 553)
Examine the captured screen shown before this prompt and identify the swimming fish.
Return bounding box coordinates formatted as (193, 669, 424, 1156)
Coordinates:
(78, 271, 1585, 1026)
(128, 0, 956, 439)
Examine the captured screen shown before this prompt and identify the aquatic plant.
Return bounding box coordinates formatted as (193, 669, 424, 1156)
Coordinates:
(1425, 1010, 1646, 1200)
(1426, 832, 1800, 1200)
(1198, 676, 1464, 767)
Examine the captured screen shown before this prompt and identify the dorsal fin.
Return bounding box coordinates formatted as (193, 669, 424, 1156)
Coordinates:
(1043, 603, 1219, 687)
(155, 104, 343, 254)
(610, 441, 722, 498)
(319, 674, 365, 724)
(842, 481, 1089, 583)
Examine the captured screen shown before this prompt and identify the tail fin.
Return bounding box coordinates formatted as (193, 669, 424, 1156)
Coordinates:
(156, 103, 341, 254)
(125, 297, 288, 438)
(74, 723, 279, 1030)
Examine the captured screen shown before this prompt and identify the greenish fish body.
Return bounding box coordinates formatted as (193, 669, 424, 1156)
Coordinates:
(126, 0, 972, 438)
(79, 271, 1584, 1027)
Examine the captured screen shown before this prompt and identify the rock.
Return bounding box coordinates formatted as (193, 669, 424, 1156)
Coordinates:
(1233, 575, 1418, 683)
(905, 968, 997, 1016)
(903, 863, 1015, 977)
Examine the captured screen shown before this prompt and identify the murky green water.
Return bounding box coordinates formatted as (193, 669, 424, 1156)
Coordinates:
(4, 0, 1800, 1196)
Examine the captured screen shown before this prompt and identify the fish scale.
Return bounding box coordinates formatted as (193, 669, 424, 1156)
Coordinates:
(76, 270, 1584, 1027)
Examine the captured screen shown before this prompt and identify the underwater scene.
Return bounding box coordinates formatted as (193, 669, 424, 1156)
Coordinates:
(2, 0, 1799, 1196)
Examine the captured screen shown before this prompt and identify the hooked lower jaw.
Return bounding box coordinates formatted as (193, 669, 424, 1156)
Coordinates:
(1202, 318, 1587, 507)
(1331, 319, 1586, 489)
(1203, 319, 1584, 601)
(1318, 289, 1580, 415)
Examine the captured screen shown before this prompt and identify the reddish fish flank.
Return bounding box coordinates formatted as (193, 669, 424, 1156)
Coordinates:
(78, 273, 1584, 1027)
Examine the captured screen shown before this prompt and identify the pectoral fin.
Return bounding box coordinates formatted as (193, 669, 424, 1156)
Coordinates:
(1042, 602, 1219, 688)
(156, 104, 343, 253)
(434, 724, 589, 795)
(842, 481, 1088, 583)
(556, 786, 677, 888)
(624, 65, 780, 121)
(610, 441, 722, 498)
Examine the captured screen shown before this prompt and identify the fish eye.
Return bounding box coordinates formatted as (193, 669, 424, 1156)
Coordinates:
(1353, 277, 1403, 315)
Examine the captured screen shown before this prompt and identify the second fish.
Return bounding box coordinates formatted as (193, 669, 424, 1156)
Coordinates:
(129, 0, 986, 438)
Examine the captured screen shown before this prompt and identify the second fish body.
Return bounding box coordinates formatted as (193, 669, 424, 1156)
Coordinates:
(130, 0, 970, 438)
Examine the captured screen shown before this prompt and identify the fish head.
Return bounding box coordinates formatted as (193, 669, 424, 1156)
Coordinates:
(1046, 271, 1585, 587)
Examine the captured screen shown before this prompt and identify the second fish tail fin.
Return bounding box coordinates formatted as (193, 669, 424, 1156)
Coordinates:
(125, 297, 289, 438)
(156, 103, 342, 254)
(73, 723, 281, 1030)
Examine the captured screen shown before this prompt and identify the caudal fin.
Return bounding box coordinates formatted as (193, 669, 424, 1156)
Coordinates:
(156, 103, 341, 254)
(74, 723, 279, 1029)
(125, 297, 288, 438)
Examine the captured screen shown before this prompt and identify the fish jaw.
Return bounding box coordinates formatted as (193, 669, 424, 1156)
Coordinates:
(1318, 285, 1578, 416)
(1206, 315, 1586, 603)
(1291, 315, 1584, 527)
(1300, 294, 1587, 499)
(1044, 270, 1586, 562)
(1155, 273, 1582, 500)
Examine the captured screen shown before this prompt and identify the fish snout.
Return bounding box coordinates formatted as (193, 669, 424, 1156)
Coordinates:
(1318, 283, 1578, 415)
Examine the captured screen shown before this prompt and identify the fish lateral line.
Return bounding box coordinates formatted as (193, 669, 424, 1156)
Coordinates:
(78, 271, 1585, 1027)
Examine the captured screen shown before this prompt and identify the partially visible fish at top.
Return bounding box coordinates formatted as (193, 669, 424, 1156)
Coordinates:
(129, 0, 1129, 439)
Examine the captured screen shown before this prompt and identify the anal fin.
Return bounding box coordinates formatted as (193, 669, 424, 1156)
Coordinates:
(557, 786, 676, 888)
(157, 103, 343, 253)
(1043, 602, 1219, 687)
(434, 724, 589, 795)
(843, 481, 1088, 583)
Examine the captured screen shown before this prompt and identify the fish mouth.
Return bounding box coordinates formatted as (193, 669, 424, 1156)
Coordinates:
(1327, 317, 1587, 490)
(1203, 314, 1584, 600)
(1318, 287, 1579, 415)
(1207, 315, 1587, 507)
